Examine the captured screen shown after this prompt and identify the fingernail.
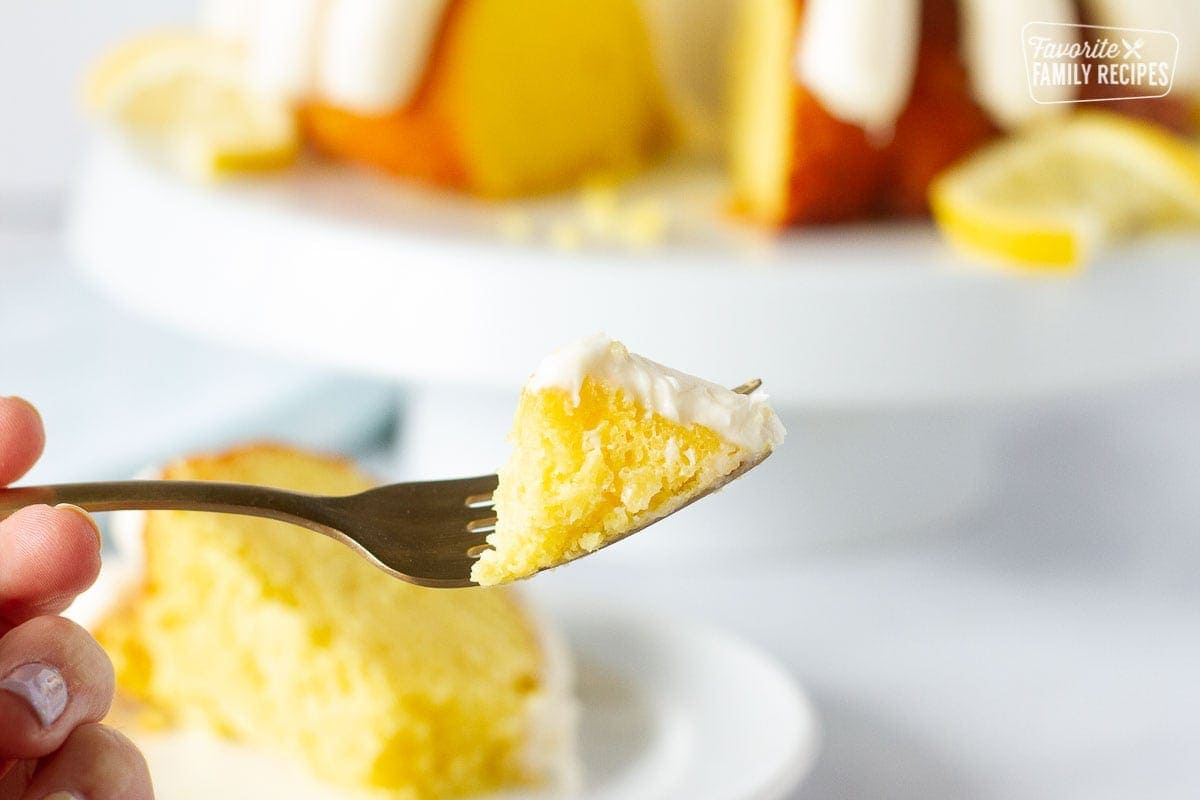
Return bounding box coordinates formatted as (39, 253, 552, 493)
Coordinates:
(0, 663, 68, 727)
(55, 504, 102, 551)
(42, 793, 82, 800)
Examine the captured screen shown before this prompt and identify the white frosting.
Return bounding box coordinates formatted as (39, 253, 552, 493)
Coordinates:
(960, 0, 1077, 128)
(1086, 0, 1200, 90)
(198, 0, 264, 39)
(202, 0, 1199, 149)
(201, 0, 743, 130)
(795, 0, 922, 135)
(246, 0, 328, 100)
(794, 0, 1199, 133)
(317, 0, 449, 112)
(638, 0, 739, 152)
(200, 0, 449, 113)
(527, 334, 786, 454)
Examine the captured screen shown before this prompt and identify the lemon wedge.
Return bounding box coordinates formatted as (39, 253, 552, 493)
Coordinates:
(930, 112, 1200, 270)
(85, 32, 298, 179)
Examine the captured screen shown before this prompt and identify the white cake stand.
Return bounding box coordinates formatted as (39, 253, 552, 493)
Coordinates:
(65, 139, 1200, 557)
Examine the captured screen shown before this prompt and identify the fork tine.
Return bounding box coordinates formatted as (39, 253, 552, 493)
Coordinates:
(465, 516, 497, 534)
(335, 378, 765, 587)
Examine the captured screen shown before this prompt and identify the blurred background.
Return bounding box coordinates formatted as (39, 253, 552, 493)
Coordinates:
(6, 2, 1200, 798)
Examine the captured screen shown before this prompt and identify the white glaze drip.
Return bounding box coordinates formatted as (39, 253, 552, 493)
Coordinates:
(200, 0, 449, 112)
(961, 0, 1077, 128)
(793, 0, 1199, 132)
(638, 0, 738, 152)
(317, 0, 449, 113)
(795, 0, 922, 135)
(247, 0, 329, 100)
(1085, 0, 1200, 90)
(527, 334, 786, 454)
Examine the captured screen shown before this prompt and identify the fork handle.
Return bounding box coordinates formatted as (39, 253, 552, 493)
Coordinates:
(0, 481, 332, 533)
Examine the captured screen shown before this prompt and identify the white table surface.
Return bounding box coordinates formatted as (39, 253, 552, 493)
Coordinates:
(6, 224, 1200, 798)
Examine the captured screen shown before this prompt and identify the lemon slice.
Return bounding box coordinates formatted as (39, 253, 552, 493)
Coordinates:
(930, 112, 1200, 270)
(85, 32, 298, 180)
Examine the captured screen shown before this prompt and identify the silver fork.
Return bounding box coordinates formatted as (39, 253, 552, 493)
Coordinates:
(0, 380, 764, 588)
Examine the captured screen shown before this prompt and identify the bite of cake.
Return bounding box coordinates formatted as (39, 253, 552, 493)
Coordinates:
(471, 335, 785, 586)
(92, 444, 576, 799)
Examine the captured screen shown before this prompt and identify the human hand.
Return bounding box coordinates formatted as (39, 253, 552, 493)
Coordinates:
(0, 398, 153, 800)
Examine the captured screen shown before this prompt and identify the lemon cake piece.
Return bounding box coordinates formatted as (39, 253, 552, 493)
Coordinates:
(93, 444, 576, 799)
(201, 0, 670, 197)
(472, 335, 785, 586)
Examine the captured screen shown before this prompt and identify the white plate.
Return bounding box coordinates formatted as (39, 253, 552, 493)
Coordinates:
(72, 586, 818, 800)
(67, 139, 1200, 407)
(543, 606, 818, 800)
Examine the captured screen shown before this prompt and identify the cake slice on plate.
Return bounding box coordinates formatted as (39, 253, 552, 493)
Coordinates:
(472, 335, 785, 586)
(92, 444, 576, 799)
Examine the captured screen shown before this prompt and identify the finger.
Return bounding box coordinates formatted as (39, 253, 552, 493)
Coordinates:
(21, 723, 153, 800)
(0, 505, 102, 632)
(0, 756, 35, 795)
(0, 615, 114, 761)
(0, 398, 45, 487)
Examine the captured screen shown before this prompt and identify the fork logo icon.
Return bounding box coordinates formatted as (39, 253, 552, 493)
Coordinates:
(1122, 37, 1145, 59)
(1024, 22, 1178, 104)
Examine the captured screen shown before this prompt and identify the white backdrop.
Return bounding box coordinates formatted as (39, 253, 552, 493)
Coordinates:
(0, 0, 194, 200)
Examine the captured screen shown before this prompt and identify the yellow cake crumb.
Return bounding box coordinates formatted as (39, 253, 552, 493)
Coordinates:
(616, 199, 669, 247)
(580, 181, 622, 236)
(497, 210, 534, 242)
(473, 377, 751, 586)
(95, 444, 570, 799)
(547, 221, 585, 251)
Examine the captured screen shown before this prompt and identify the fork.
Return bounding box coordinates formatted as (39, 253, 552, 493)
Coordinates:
(0, 380, 764, 588)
